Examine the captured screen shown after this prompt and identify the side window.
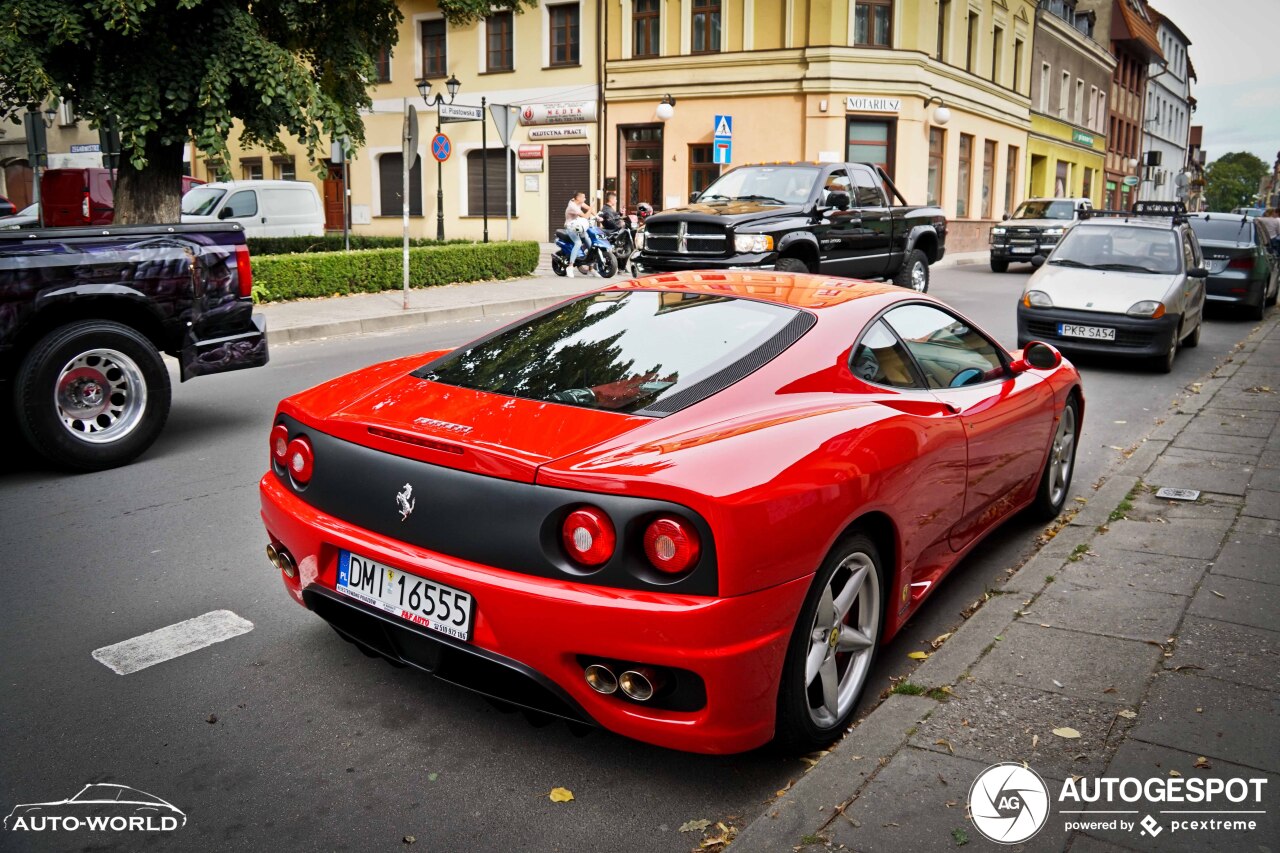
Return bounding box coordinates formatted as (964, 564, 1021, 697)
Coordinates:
(852, 168, 886, 207)
(883, 304, 1004, 389)
(1181, 230, 1197, 270)
(822, 169, 851, 206)
(223, 190, 258, 218)
(850, 320, 922, 388)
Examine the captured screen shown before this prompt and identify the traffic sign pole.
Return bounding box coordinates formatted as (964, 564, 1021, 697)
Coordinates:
(481, 97, 488, 243)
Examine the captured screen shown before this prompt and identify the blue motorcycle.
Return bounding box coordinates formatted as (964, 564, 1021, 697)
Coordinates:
(552, 219, 619, 278)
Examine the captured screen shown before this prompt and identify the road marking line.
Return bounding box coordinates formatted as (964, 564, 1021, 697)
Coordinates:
(91, 610, 254, 675)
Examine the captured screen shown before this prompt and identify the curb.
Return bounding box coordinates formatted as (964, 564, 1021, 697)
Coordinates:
(729, 313, 1274, 852)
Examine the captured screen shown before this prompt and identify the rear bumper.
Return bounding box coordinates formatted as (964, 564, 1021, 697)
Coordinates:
(1017, 305, 1179, 358)
(259, 473, 808, 754)
(1204, 272, 1265, 306)
(180, 313, 268, 381)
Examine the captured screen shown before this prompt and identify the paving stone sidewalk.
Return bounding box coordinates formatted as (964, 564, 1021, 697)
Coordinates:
(733, 312, 1280, 853)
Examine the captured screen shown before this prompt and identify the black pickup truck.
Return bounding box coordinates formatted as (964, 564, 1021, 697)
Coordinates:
(0, 223, 268, 471)
(633, 161, 947, 291)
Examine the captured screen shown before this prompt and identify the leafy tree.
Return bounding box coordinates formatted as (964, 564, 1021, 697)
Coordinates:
(0, 0, 533, 224)
(1204, 151, 1268, 212)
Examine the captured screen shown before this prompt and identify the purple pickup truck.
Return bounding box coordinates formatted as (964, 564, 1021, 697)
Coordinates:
(0, 222, 268, 471)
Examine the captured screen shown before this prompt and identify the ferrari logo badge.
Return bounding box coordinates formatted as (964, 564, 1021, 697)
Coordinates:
(396, 483, 416, 521)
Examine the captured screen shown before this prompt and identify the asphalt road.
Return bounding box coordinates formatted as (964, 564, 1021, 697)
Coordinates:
(0, 265, 1260, 852)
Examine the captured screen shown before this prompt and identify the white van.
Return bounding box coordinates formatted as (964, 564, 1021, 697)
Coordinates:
(181, 180, 324, 237)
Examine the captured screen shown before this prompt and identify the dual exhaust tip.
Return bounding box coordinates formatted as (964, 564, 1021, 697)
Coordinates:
(266, 543, 296, 578)
(584, 663, 664, 702)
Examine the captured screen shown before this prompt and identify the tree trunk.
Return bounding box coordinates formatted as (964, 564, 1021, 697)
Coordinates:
(114, 136, 185, 225)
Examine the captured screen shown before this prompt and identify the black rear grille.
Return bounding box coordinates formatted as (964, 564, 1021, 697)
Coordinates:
(305, 586, 594, 724)
(644, 221, 727, 255)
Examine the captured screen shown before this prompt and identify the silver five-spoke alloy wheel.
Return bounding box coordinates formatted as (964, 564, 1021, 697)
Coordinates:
(1047, 403, 1077, 509)
(804, 551, 881, 728)
(910, 260, 927, 291)
(55, 348, 148, 443)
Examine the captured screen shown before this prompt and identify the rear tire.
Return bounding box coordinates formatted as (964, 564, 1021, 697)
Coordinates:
(1246, 295, 1265, 321)
(990, 258, 1009, 273)
(894, 249, 929, 292)
(15, 320, 171, 472)
(775, 533, 884, 753)
(1028, 394, 1079, 521)
(774, 256, 810, 275)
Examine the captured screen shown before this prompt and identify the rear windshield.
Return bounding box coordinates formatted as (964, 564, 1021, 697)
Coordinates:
(416, 290, 801, 414)
(181, 187, 227, 216)
(1189, 217, 1255, 244)
(1014, 200, 1077, 220)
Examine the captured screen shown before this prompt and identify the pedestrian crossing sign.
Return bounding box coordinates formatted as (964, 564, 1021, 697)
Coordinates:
(713, 115, 733, 138)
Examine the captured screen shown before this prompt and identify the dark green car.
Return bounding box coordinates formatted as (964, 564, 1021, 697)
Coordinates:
(1188, 214, 1279, 320)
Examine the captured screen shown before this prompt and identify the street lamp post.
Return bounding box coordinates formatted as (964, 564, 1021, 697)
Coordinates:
(418, 75, 460, 242)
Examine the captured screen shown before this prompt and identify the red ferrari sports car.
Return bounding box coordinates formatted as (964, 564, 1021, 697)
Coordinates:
(260, 271, 1082, 754)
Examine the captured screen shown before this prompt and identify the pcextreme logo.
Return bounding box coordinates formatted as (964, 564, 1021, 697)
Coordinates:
(4, 783, 186, 833)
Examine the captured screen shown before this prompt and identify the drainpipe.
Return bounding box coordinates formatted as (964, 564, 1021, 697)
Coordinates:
(597, 0, 605, 206)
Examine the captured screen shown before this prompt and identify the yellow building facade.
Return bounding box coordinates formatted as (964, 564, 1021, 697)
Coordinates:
(604, 0, 1038, 251)
(223, 0, 603, 243)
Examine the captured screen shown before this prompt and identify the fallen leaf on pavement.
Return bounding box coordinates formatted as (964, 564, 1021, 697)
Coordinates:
(1103, 687, 1117, 694)
(1032, 734, 1040, 749)
(403, 836, 416, 845)
(1194, 756, 1211, 769)
(549, 787, 574, 803)
(206, 714, 218, 724)
(1116, 710, 1137, 719)
(1171, 664, 1204, 672)
(931, 632, 954, 649)
(1169, 770, 1182, 778)
(908, 651, 930, 660)
(1210, 590, 1225, 598)
(1052, 727, 1082, 739)
(1052, 679, 1064, 688)
(679, 819, 711, 833)
(936, 739, 955, 755)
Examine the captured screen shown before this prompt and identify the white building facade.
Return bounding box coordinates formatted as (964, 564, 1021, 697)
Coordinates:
(1140, 9, 1193, 202)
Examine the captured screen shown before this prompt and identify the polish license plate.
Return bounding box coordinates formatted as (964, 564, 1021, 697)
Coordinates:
(336, 551, 473, 641)
(1059, 323, 1116, 341)
(1011, 246, 1034, 254)
(1205, 259, 1228, 274)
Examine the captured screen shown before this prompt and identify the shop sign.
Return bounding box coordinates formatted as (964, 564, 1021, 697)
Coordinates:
(518, 101, 598, 126)
(846, 96, 901, 113)
(517, 158, 543, 173)
(527, 127, 588, 139)
(1072, 129, 1095, 147)
(517, 145, 544, 160)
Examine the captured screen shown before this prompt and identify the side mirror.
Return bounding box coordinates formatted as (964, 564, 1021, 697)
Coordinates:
(1011, 341, 1063, 373)
(1030, 254, 1047, 269)
(217, 208, 234, 220)
(688, 191, 701, 204)
(826, 191, 851, 211)
(1002, 213, 1010, 221)
(1188, 266, 1208, 278)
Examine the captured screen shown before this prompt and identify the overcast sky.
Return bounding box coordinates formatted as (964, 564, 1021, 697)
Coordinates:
(1152, 0, 1280, 166)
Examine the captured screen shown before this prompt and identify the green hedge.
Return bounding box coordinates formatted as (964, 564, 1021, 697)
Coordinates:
(247, 234, 471, 255)
(250, 241, 540, 302)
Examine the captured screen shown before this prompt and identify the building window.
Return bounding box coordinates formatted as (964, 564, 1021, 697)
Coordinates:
(991, 25, 1003, 84)
(689, 145, 719, 197)
(981, 139, 996, 219)
(965, 12, 978, 73)
(378, 152, 423, 216)
(1055, 160, 1069, 196)
(1013, 38, 1024, 92)
(692, 0, 721, 54)
(846, 119, 894, 177)
(1005, 144, 1019, 215)
(486, 11, 514, 72)
(1060, 70, 1070, 118)
(634, 0, 660, 57)
(272, 156, 295, 181)
(1075, 79, 1084, 124)
(240, 158, 263, 181)
(421, 19, 446, 78)
(1082, 166, 1093, 201)
(855, 0, 893, 47)
(957, 133, 973, 218)
(1040, 63, 1050, 112)
(466, 149, 515, 216)
(927, 128, 945, 207)
(549, 4, 580, 66)
(374, 47, 392, 83)
(937, 0, 950, 59)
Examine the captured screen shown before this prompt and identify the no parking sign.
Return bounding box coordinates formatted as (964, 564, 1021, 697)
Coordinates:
(431, 133, 452, 162)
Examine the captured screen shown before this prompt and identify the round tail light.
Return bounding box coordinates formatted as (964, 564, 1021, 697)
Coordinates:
(271, 424, 290, 465)
(562, 507, 616, 566)
(286, 436, 314, 485)
(643, 516, 701, 574)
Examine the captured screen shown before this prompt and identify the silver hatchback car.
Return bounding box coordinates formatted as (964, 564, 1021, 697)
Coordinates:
(1015, 203, 1207, 373)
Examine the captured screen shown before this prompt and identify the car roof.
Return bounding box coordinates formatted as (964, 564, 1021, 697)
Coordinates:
(1074, 217, 1183, 231)
(194, 180, 315, 191)
(1195, 212, 1254, 220)
(613, 270, 906, 310)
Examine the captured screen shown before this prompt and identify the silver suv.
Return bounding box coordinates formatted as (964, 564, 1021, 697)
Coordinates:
(990, 197, 1092, 272)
